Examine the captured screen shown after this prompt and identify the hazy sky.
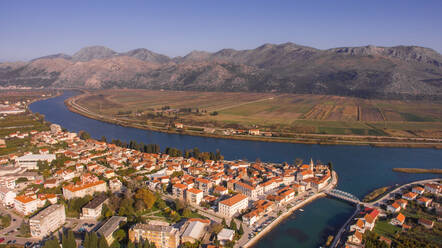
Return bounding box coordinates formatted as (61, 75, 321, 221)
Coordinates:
(1, 0, 441, 61)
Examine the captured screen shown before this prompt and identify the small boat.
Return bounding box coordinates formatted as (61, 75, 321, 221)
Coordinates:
(299, 208, 304, 212)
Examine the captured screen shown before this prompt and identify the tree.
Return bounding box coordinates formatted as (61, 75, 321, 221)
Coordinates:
(99, 235, 109, 248)
(100, 136, 107, 143)
(62, 229, 76, 248)
(79, 130, 91, 140)
(182, 208, 192, 218)
(230, 220, 237, 231)
(43, 237, 61, 248)
(135, 188, 157, 210)
(327, 161, 333, 172)
(89, 232, 99, 248)
(83, 232, 90, 248)
(238, 224, 244, 235)
(222, 218, 227, 227)
(113, 229, 126, 242)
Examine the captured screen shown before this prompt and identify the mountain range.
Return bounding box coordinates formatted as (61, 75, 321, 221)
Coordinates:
(1, 43, 441, 99)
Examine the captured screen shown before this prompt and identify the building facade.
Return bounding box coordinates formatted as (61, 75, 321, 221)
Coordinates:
(30, 204, 66, 238)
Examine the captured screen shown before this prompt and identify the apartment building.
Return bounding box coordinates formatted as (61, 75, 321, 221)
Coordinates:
(81, 194, 108, 219)
(62, 180, 107, 200)
(14, 195, 38, 215)
(186, 188, 203, 205)
(30, 204, 66, 238)
(234, 181, 262, 199)
(0, 186, 16, 206)
(218, 194, 248, 218)
(129, 222, 180, 248)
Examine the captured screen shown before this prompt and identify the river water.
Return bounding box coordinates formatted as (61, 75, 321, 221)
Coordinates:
(30, 91, 441, 248)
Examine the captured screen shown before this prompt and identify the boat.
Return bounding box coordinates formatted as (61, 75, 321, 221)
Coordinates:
(299, 208, 304, 212)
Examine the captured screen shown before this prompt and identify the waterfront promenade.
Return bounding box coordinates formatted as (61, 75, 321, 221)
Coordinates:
(239, 171, 338, 248)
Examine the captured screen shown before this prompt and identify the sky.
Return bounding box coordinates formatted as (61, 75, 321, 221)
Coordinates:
(1, 0, 441, 61)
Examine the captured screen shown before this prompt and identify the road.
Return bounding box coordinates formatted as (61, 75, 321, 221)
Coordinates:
(0, 205, 23, 237)
(367, 178, 440, 207)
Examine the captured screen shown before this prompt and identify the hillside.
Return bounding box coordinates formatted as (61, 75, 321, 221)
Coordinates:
(1, 43, 441, 99)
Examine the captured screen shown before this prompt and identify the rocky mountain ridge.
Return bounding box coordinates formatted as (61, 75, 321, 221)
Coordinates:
(1, 43, 441, 99)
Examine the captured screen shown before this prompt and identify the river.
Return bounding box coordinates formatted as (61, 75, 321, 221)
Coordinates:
(30, 91, 441, 248)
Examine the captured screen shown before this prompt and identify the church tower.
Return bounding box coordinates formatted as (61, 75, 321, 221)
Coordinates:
(310, 158, 314, 171)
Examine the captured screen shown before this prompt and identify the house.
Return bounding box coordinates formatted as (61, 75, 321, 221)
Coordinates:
(218, 194, 248, 218)
(396, 199, 408, 209)
(387, 202, 401, 213)
(174, 123, 184, 129)
(235, 181, 262, 199)
(424, 183, 441, 194)
(412, 186, 425, 195)
(418, 218, 434, 229)
(347, 230, 363, 245)
(217, 228, 235, 245)
(390, 213, 406, 226)
(349, 219, 365, 233)
(417, 197, 432, 207)
(248, 129, 260, 136)
(186, 188, 203, 205)
(213, 186, 228, 195)
(402, 192, 418, 201)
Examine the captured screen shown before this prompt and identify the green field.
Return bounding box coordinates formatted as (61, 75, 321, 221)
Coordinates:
(74, 89, 442, 138)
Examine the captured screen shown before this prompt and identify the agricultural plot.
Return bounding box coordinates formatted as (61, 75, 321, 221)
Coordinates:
(75, 89, 442, 138)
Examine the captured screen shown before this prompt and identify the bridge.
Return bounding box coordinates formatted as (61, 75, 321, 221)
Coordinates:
(324, 189, 363, 205)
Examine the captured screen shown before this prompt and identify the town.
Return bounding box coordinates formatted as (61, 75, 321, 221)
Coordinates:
(0, 113, 336, 248)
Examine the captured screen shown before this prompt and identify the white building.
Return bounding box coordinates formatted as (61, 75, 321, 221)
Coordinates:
(16, 154, 56, 170)
(0, 187, 16, 206)
(186, 188, 203, 205)
(30, 204, 66, 238)
(14, 195, 38, 215)
(217, 228, 235, 245)
(218, 194, 248, 218)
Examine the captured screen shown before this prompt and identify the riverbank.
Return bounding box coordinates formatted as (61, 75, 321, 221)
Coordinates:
(392, 168, 442, 174)
(65, 93, 442, 149)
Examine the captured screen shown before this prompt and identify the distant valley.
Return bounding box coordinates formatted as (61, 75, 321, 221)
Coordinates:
(1, 43, 442, 99)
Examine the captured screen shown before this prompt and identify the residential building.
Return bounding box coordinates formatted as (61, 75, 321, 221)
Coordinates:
(412, 186, 425, 195)
(97, 216, 127, 245)
(402, 192, 418, 201)
(16, 154, 56, 170)
(217, 228, 235, 245)
(218, 194, 248, 218)
(172, 183, 187, 199)
(425, 183, 441, 194)
(390, 213, 406, 226)
(186, 188, 203, 205)
(417, 197, 432, 207)
(62, 180, 107, 200)
(14, 195, 38, 215)
(0, 187, 16, 206)
(81, 194, 108, 219)
(129, 222, 180, 248)
(235, 181, 262, 200)
(30, 204, 66, 238)
(418, 218, 434, 229)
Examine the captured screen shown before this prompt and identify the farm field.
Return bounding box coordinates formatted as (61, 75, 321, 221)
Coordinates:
(73, 89, 442, 138)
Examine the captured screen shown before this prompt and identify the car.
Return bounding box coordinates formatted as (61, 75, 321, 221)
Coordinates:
(13, 218, 16, 221)
(0, 238, 4, 243)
